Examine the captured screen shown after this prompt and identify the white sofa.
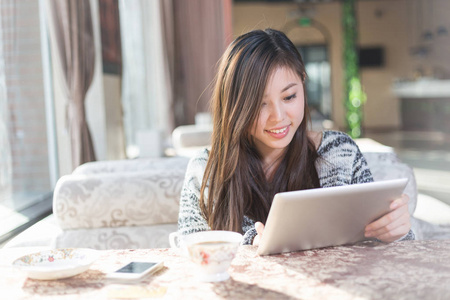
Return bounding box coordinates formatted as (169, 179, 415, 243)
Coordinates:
(5, 157, 189, 249)
(5, 136, 450, 250)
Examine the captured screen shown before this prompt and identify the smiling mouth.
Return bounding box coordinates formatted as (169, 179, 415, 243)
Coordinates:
(266, 126, 289, 134)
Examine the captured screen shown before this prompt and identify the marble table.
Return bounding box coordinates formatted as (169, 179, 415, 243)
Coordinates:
(1, 240, 450, 299)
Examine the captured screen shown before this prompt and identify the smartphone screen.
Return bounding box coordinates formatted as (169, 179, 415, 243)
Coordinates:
(115, 262, 157, 274)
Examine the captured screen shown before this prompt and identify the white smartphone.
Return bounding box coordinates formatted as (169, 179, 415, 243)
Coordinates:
(106, 261, 164, 280)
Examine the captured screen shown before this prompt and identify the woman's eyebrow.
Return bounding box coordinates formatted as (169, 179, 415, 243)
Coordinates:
(281, 83, 297, 93)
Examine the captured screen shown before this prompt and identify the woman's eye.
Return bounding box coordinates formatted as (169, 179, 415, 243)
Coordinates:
(284, 93, 297, 101)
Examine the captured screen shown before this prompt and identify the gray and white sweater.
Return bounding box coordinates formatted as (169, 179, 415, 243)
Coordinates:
(178, 130, 415, 244)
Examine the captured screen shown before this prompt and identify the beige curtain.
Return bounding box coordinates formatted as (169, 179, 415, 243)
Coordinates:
(172, 0, 232, 126)
(50, 0, 96, 167)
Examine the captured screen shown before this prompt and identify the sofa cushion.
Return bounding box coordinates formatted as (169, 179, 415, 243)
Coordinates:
(54, 224, 178, 249)
(53, 169, 185, 230)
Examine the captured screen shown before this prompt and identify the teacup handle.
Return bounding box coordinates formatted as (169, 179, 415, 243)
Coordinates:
(169, 232, 181, 248)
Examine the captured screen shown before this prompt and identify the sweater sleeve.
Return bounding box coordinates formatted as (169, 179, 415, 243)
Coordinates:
(396, 229, 415, 241)
(242, 216, 257, 245)
(177, 150, 210, 236)
(351, 143, 374, 184)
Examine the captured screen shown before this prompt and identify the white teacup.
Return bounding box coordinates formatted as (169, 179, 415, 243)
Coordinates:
(169, 230, 243, 282)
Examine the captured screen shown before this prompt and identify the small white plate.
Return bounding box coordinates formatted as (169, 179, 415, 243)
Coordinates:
(12, 248, 99, 280)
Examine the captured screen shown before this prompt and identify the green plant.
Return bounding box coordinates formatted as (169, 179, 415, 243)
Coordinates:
(343, 0, 366, 138)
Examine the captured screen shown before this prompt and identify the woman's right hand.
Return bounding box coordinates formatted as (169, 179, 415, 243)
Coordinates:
(252, 221, 265, 246)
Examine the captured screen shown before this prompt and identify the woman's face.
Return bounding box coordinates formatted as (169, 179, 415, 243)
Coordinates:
(250, 67, 305, 162)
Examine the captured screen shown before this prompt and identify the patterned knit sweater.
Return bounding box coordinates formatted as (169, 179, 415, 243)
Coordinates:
(178, 130, 415, 244)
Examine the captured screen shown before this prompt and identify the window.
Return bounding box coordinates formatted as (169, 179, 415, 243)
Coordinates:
(0, 0, 55, 243)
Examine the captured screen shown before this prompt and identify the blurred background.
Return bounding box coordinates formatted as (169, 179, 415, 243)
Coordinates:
(1, 0, 449, 244)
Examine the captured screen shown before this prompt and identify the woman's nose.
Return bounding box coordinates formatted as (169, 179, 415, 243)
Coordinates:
(269, 102, 284, 122)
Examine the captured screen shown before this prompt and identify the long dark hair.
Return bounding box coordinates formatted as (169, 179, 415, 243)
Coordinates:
(200, 29, 320, 232)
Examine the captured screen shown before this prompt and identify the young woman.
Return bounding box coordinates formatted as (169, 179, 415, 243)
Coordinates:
(178, 29, 414, 245)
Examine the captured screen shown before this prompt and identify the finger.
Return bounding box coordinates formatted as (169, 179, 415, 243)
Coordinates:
(390, 194, 409, 210)
(253, 222, 265, 246)
(255, 222, 265, 236)
(366, 212, 410, 238)
(252, 234, 260, 246)
(366, 209, 409, 237)
(377, 223, 411, 243)
(365, 203, 408, 232)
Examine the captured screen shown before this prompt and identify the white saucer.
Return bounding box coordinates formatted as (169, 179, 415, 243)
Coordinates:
(12, 248, 99, 280)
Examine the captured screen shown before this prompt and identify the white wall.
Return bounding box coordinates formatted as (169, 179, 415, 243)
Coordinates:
(357, 0, 411, 129)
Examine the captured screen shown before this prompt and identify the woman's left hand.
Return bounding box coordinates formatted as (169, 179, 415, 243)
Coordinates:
(252, 222, 265, 246)
(364, 193, 411, 243)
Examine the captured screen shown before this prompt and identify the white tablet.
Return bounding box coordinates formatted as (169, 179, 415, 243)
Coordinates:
(257, 178, 408, 256)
